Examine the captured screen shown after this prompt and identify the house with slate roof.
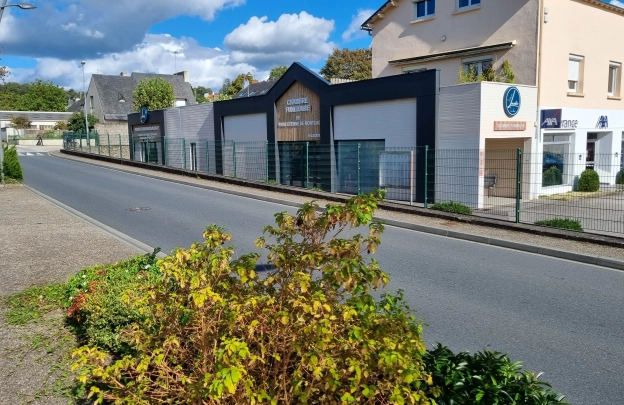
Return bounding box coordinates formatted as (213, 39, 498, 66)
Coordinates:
(85, 71, 196, 135)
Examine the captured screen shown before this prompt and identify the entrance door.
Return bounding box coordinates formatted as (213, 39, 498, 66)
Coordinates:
(190, 143, 197, 171)
(142, 141, 158, 164)
(586, 134, 597, 170)
(278, 142, 307, 187)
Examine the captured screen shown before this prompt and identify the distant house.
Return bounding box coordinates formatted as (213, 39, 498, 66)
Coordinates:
(234, 81, 277, 98)
(86, 71, 196, 135)
(0, 110, 73, 141)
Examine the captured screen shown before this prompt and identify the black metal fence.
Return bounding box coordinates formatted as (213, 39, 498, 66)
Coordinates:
(63, 135, 624, 236)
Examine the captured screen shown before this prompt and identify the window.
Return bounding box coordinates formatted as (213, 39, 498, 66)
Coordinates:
(568, 55, 583, 93)
(462, 55, 493, 79)
(413, 0, 435, 19)
(260, 89, 268, 95)
(249, 91, 257, 96)
(608, 62, 620, 96)
(175, 99, 187, 107)
(458, 0, 480, 9)
(402, 65, 427, 73)
(542, 134, 571, 187)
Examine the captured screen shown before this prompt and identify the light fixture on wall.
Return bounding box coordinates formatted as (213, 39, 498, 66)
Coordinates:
(440, 35, 447, 42)
(544, 7, 549, 23)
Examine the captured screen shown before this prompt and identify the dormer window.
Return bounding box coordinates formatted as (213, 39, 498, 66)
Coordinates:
(413, 0, 435, 20)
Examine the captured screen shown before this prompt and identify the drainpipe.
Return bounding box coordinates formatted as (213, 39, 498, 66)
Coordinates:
(533, 0, 545, 200)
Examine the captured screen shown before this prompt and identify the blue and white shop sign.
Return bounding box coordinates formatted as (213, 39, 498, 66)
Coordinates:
(503, 87, 521, 117)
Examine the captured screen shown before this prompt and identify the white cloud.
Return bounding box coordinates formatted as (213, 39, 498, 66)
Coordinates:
(224, 12, 336, 68)
(342, 9, 374, 42)
(0, 0, 245, 60)
(8, 34, 263, 91)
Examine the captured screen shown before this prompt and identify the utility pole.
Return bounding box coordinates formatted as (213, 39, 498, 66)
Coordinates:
(81, 61, 90, 145)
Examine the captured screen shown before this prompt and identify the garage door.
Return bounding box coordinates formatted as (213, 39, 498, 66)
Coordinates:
(223, 114, 268, 180)
(333, 98, 417, 148)
(223, 113, 267, 142)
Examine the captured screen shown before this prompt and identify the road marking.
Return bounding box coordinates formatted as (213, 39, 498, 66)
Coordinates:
(18, 153, 48, 156)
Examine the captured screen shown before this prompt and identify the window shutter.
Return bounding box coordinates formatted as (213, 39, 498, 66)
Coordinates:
(568, 59, 580, 81)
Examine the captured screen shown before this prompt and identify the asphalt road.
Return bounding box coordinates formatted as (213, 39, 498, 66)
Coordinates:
(19, 153, 624, 405)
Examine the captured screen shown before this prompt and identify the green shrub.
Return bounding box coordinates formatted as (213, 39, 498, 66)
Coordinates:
(577, 169, 600, 192)
(73, 192, 435, 404)
(430, 201, 472, 215)
(424, 344, 569, 405)
(615, 169, 624, 185)
(542, 167, 562, 187)
(535, 218, 584, 232)
(2, 145, 23, 181)
(66, 251, 161, 356)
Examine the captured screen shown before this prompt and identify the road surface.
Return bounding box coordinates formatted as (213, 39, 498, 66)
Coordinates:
(18, 152, 624, 405)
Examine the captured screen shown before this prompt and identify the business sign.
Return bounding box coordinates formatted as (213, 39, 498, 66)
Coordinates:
(133, 124, 161, 140)
(276, 81, 321, 142)
(540, 109, 562, 129)
(140, 106, 149, 124)
(503, 87, 521, 117)
(494, 121, 527, 131)
(596, 115, 609, 129)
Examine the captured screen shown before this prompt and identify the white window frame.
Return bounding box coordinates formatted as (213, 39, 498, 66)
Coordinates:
(402, 65, 427, 73)
(568, 54, 583, 94)
(412, 0, 435, 20)
(608, 62, 620, 96)
(457, 0, 480, 10)
(175, 99, 187, 107)
(462, 55, 493, 77)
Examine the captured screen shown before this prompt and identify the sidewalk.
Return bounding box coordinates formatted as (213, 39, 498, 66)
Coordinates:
(0, 184, 142, 404)
(53, 151, 624, 266)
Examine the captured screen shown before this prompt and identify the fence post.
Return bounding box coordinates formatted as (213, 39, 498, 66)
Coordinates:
(182, 139, 186, 169)
(233, 141, 237, 178)
(88, 136, 91, 154)
(306, 142, 310, 189)
(119, 134, 122, 159)
(516, 148, 522, 224)
(107, 134, 111, 157)
(410, 150, 415, 206)
(206, 140, 210, 173)
(265, 141, 269, 183)
(80, 136, 83, 149)
(424, 146, 429, 209)
(357, 143, 361, 195)
(164, 138, 167, 166)
(97, 134, 101, 155)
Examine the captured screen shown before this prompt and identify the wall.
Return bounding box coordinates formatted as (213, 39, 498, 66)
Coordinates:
(95, 123, 129, 138)
(539, 0, 624, 111)
(370, 0, 539, 87)
(87, 80, 104, 123)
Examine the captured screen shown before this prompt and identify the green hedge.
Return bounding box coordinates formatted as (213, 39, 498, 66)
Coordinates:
(542, 167, 562, 187)
(577, 169, 600, 192)
(2, 145, 23, 181)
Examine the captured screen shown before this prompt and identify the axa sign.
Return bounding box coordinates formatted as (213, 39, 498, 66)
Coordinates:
(540, 109, 562, 129)
(596, 115, 608, 129)
(140, 106, 149, 124)
(503, 87, 521, 117)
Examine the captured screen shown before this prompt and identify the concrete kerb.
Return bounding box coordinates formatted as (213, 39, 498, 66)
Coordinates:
(25, 185, 168, 260)
(55, 150, 624, 271)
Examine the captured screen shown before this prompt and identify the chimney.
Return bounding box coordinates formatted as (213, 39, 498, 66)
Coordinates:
(175, 70, 190, 83)
(120, 72, 129, 76)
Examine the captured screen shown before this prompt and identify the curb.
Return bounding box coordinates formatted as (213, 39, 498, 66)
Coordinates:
(25, 185, 168, 260)
(52, 151, 624, 271)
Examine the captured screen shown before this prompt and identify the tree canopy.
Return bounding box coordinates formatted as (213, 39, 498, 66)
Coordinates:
(268, 65, 288, 81)
(10, 115, 31, 129)
(319, 48, 372, 81)
(194, 86, 213, 103)
(0, 79, 67, 112)
(68, 111, 98, 133)
(132, 77, 175, 111)
(219, 73, 254, 97)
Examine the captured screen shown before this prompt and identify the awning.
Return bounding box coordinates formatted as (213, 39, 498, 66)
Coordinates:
(389, 41, 516, 66)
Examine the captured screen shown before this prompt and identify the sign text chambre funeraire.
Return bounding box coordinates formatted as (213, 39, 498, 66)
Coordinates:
(285, 97, 311, 113)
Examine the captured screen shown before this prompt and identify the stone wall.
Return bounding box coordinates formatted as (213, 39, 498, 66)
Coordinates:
(95, 122, 129, 138)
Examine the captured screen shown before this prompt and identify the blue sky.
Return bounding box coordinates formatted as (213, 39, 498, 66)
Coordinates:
(1, 0, 622, 91)
(0, 0, 382, 90)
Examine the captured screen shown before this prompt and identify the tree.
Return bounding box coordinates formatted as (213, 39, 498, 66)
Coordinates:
(194, 86, 213, 103)
(10, 115, 31, 129)
(54, 121, 69, 130)
(132, 77, 175, 112)
(219, 73, 254, 97)
(320, 48, 372, 81)
(268, 65, 288, 81)
(65, 88, 81, 101)
(19, 79, 68, 111)
(68, 111, 98, 133)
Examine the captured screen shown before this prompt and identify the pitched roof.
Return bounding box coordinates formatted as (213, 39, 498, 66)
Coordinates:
(0, 110, 73, 121)
(67, 99, 84, 113)
(235, 80, 277, 98)
(92, 72, 196, 120)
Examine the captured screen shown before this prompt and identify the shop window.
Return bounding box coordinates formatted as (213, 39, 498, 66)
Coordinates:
(457, 0, 480, 10)
(413, 0, 435, 20)
(568, 55, 583, 93)
(608, 62, 620, 97)
(542, 134, 571, 187)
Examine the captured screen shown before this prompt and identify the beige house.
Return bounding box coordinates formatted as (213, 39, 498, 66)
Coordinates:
(363, 0, 624, 201)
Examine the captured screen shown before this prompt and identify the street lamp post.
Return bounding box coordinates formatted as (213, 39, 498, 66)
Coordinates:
(0, 0, 36, 184)
(81, 61, 90, 145)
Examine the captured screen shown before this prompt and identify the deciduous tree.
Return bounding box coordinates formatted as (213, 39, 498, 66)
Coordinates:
(68, 111, 98, 133)
(320, 48, 372, 81)
(10, 115, 31, 129)
(19, 79, 68, 112)
(132, 77, 175, 111)
(268, 65, 288, 81)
